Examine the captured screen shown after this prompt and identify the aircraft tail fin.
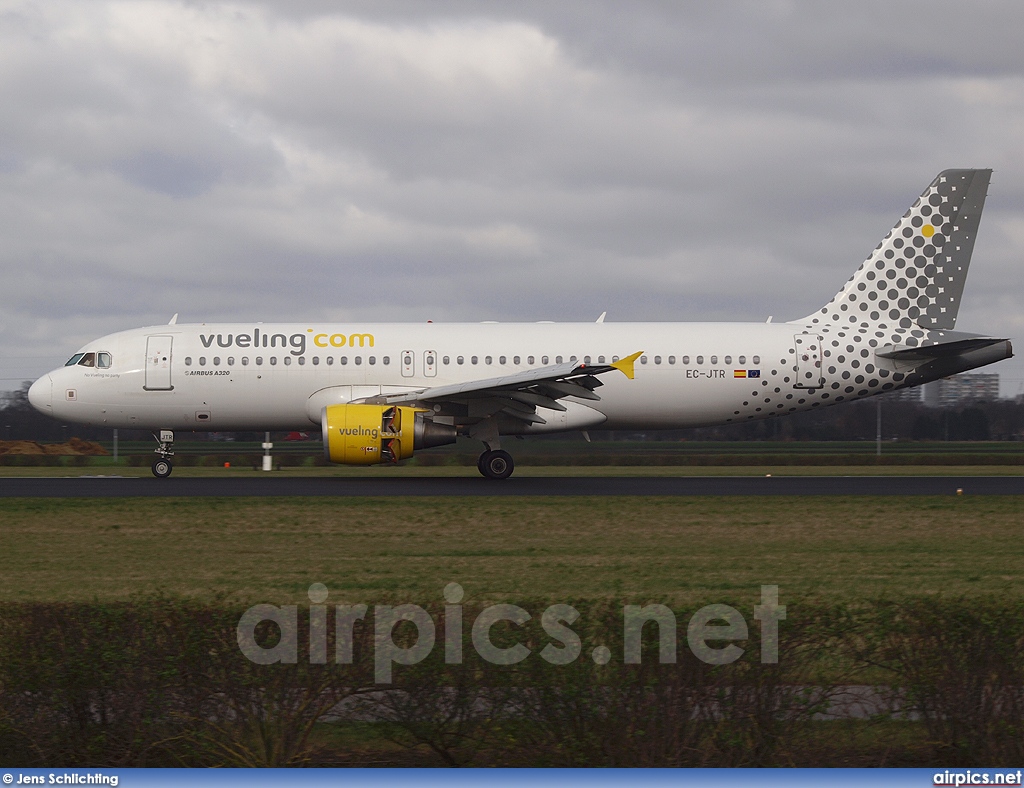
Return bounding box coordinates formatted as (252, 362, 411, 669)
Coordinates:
(795, 169, 991, 331)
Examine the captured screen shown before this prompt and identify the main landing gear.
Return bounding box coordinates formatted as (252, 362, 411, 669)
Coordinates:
(478, 449, 514, 480)
(152, 430, 175, 479)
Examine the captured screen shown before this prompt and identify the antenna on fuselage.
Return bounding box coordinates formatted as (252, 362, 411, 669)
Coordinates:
(168, 314, 178, 325)
(596, 312, 607, 323)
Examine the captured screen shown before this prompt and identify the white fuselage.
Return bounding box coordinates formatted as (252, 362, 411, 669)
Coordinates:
(27, 319, 973, 434)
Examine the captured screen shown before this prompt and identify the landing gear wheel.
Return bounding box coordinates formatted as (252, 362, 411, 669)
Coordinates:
(478, 449, 514, 480)
(152, 459, 173, 479)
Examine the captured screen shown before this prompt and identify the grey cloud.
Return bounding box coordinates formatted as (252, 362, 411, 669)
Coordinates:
(116, 150, 223, 198)
(1, 0, 1022, 395)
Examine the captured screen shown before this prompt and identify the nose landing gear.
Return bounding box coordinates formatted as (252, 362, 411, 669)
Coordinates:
(152, 430, 175, 478)
(478, 449, 514, 480)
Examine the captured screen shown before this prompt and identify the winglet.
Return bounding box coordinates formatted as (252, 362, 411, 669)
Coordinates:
(610, 350, 643, 380)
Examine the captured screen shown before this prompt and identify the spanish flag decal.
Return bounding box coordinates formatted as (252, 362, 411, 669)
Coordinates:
(734, 369, 747, 378)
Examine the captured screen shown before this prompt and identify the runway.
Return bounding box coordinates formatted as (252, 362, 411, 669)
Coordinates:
(2, 475, 1023, 497)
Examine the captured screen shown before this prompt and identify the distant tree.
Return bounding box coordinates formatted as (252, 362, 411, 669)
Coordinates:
(0, 381, 111, 442)
(912, 414, 941, 441)
(949, 408, 990, 441)
(1, 382, 61, 441)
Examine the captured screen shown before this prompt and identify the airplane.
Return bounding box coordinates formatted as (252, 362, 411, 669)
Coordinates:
(27, 169, 1012, 479)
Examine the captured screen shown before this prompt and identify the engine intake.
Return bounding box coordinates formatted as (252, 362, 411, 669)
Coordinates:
(321, 404, 457, 465)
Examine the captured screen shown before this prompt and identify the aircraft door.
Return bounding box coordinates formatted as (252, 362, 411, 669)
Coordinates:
(144, 335, 174, 391)
(424, 350, 437, 377)
(401, 350, 415, 378)
(793, 334, 823, 389)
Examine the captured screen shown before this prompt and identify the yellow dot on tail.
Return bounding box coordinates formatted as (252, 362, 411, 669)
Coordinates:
(922, 224, 935, 237)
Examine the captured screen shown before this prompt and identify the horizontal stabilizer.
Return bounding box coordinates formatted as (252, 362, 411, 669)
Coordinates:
(876, 336, 1009, 362)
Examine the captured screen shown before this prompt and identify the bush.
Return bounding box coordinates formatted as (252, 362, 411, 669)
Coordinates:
(0, 597, 1021, 767)
(854, 598, 1024, 764)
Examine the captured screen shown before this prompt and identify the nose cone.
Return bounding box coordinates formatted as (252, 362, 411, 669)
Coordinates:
(28, 374, 52, 414)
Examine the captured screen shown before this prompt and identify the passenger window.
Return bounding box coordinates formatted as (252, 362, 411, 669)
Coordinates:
(312, 357, 319, 365)
(668, 356, 675, 365)
(241, 357, 249, 366)
(753, 355, 761, 365)
(555, 356, 563, 364)
(298, 357, 305, 365)
(696, 356, 704, 365)
(355, 356, 362, 365)
(640, 355, 648, 364)
(542, 356, 549, 364)
(383, 356, 390, 365)
(528, 356, 535, 364)
(283, 357, 290, 366)
(485, 356, 492, 365)
(214, 357, 221, 366)
(443, 356, 450, 365)
(584, 356, 591, 364)
(598, 355, 605, 363)
(471, 356, 478, 365)
(368, 356, 376, 365)
(499, 356, 506, 364)
(65, 354, 85, 367)
(326, 357, 333, 366)
(724, 355, 732, 365)
(341, 357, 348, 365)
(710, 355, 718, 364)
(185, 357, 192, 366)
(199, 357, 206, 366)
(570, 356, 577, 363)
(683, 355, 690, 364)
(227, 357, 235, 366)
(738, 355, 746, 365)
(256, 357, 263, 365)
(513, 356, 521, 364)
(654, 356, 661, 365)
(98, 352, 112, 368)
(270, 357, 277, 366)
(457, 356, 464, 365)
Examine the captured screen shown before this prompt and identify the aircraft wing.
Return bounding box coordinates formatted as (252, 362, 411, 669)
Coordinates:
(359, 351, 643, 425)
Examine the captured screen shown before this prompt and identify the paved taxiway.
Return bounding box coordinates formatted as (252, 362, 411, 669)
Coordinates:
(2, 476, 1022, 497)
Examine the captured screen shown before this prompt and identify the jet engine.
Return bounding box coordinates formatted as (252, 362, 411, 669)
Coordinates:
(321, 404, 457, 465)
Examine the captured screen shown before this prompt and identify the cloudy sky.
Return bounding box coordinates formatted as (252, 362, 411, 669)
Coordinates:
(2, 0, 1023, 396)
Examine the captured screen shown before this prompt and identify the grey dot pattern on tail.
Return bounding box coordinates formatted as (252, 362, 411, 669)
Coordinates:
(746, 170, 995, 415)
(808, 170, 988, 334)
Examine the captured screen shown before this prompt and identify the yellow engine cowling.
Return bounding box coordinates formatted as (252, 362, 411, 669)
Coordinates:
(321, 404, 457, 465)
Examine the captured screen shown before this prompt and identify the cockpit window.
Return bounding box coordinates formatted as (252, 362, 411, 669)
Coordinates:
(77, 353, 96, 367)
(98, 352, 112, 369)
(65, 353, 85, 367)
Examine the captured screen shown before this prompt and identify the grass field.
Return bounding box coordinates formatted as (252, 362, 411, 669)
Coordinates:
(1, 495, 1020, 605)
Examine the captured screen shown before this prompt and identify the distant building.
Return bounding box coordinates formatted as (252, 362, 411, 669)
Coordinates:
(883, 386, 923, 403)
(922, 373, 1000, 407)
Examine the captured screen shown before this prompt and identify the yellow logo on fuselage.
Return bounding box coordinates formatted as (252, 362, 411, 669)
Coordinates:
(311, 331, 375, 349)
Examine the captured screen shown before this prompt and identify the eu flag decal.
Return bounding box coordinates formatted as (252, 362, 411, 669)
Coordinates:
(748, 369, 761, 378)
